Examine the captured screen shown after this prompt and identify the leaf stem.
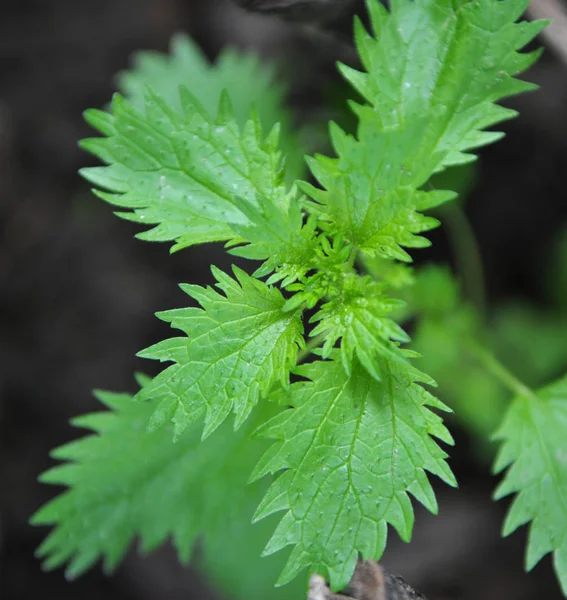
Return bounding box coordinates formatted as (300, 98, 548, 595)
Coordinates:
(468, 341, 538, 401)
(439, 202, 487, 318)
(346, 245, 358, 270)
(297, 334, 326, 364)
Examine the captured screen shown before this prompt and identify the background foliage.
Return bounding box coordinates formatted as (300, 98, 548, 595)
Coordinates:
(1, 1, 567, 600)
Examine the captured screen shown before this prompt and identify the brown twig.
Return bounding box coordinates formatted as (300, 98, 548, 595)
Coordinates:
(229, 0, 356, 23)
(227, 0, 359, 65)
(308, 561, 428, 600)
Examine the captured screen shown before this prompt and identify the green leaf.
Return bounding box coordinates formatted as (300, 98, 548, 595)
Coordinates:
(310, 274, 410, 379)
(200, 497, 307, 600)
(252, 358, 456, 590)
(137, 267, 304, 439)
(227, 190, 320, 287)
(411, 311, 508, 446)
(31, 385, 274, 581)
(119, 34, 281, 130)
(403, 265, 510, 453)
(489, 304, 567, 389)
(493, 376, 567, 596)
(359, 254, 416, 292)
(302, 0, 545, 260)
(406, 266, 567, 453)
(80, 85, 295, 254)
(118, 33, 305, 181)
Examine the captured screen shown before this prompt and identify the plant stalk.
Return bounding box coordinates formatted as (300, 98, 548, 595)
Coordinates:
(439, 201, 487, 319)
(297, 333, 326, 364)
(468, 341, 538, 401)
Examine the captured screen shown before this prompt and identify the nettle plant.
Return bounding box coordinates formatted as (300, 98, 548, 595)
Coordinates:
(32, 0, 567, 597)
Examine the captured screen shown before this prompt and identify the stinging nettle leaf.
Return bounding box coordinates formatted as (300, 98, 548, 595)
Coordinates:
(310, 274, 410, 380)
(80, 33, 308, 266)
(31, 386, 274, 581)
(137, 266, 305, 440)
(119, 34, 282, 129)
(80, 86, 295, 254)
(117, 33, 305, 181)
(301, 0, 545, 261)
(227, 189, 321, 288)
(493, 375, 567, 596)
(252, 358, 456, 590)
(81, 75, 316, 283)
(39, 0, 551, 593)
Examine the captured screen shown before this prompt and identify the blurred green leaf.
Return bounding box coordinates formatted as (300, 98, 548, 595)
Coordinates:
(118, 33, 305, 181)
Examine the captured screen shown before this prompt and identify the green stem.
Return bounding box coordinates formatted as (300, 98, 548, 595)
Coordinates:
(468, 341, 538, 401)
(297, 334, 326, 364)
(438, 202, 487, 318)
(346, 245, 358, 270)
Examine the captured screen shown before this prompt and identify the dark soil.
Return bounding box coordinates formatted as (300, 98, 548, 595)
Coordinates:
(1, 1, 567, 599)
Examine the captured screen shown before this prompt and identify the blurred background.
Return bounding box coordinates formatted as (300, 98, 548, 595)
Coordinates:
(1, 0, 567, 598)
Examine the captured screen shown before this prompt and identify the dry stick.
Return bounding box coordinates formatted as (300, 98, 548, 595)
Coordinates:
(229, 0, 359, 64)
(229, 0, 356, 23)
(527, 0, 567, 66)
(308, 561, 429, 600)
